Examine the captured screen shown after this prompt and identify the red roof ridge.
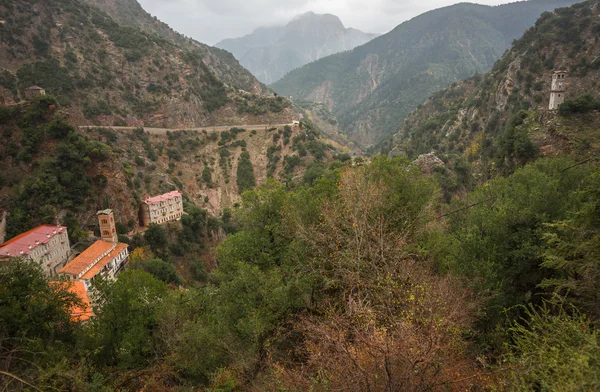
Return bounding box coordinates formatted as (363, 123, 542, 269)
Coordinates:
(143, 190, 182, 205)
(0, 225, 67, 257)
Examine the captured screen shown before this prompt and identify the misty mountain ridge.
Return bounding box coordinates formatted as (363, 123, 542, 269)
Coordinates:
(272, 0, 580, 148)
(216, 11, 378, 84)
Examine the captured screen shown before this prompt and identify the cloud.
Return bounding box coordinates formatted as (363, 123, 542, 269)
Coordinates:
(138, 0, 511, 45)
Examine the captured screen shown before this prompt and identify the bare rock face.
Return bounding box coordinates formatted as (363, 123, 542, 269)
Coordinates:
(388, 146, 405, 158)
(413, 152, 444, 174)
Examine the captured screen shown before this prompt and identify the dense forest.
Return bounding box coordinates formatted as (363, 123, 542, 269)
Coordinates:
(2, 151, 600, 390)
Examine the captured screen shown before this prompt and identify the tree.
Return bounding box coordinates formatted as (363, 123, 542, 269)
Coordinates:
(256, 156, 485, 391)
(539, 171, 600, 319)
(47, 116, 74, 139)
(504, 302, 600, 391)
(181, 204, 208, 243)
(144, 223, 167, 252)
(432, 158, 598, 343)
(90, 270, 168, 368)
(131, 258, 182, 285)
(0, 259, 78, 387)
(236, 151, 256, 194)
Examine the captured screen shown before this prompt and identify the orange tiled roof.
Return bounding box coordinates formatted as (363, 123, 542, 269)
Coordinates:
(80, 243, 128, 280)
(67, 281, 93, 321)
(59, 240, 115, 276)
(51, 281, 93, 322)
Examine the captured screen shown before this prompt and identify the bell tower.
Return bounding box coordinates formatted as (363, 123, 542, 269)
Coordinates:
(97, 209, 118, 243)
(549, 70, 567, 110)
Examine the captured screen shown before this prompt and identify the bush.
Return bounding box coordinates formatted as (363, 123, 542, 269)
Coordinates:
(236, 151, 256, 193)
(47, 117, 74, 139)
(559, 94, 600, 115)
(202, 166, 213, 187)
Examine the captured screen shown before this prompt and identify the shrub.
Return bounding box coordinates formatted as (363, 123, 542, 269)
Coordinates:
(559, 94, 600, 115)
(202, 167, 213, 187)
(236, 151, 256, 193)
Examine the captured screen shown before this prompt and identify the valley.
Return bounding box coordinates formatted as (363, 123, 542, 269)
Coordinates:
(1, 0, 600, 391)
(272, 0, 580, 148)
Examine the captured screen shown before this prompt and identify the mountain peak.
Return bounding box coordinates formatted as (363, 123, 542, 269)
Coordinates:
(216, 12, 375, 84)
(289, 11, 345, 29)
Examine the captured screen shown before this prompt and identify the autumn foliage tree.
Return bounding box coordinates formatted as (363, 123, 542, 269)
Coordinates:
(254, 156, 491, 391)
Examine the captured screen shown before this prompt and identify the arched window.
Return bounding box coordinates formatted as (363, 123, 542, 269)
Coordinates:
(103, 230, 109, 236)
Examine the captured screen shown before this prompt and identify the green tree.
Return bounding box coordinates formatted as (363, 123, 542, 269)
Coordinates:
(539, 171, 600, 319)
(144, 223, 167, 252)
(90, 270, 168, 368)
(236, 151, 256, 193)
(504, 302, 600, 391)
(181, 204, 208, 242)
(432, 158, 598, 344)
(131, 258, 182, 285)
(0, 259, 78, 386)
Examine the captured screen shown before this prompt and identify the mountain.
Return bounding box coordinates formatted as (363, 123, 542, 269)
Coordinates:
(272, 0, 580, 148)
(82, 0, 260, 91)
(392, 0, 600, 180)
(0, 0, 291, 128)
(0, 97, 340, 240)
(215, 12, 378, 84)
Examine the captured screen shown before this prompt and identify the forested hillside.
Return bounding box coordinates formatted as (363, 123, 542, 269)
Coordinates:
(3, 153, 600, 390)
(272, 0, 578, 147)
(0, 0, 291, 128)
(392, 0, 600, 182)
(0, 96, 343, 243)
(82, 0, 261, 91)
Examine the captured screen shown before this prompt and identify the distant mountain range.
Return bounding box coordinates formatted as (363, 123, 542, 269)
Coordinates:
(215, 12, 378, 84)
(272, 0, 580, 147)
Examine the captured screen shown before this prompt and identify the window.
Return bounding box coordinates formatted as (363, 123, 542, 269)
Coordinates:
(102, 219, 107, 224)
(103, 230, 109, 236)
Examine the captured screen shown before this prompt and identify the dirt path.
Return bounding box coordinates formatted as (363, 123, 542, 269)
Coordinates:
(79, 123, 293, 135)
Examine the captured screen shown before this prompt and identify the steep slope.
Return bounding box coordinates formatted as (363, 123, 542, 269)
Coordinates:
(272, 0, 579, 147)
(216, 12, 377, 84)
(393, 0, 600, 177)
(0, 0, 291, 127)
(0, 97, 341, 240)
(82, 0, 261, 93)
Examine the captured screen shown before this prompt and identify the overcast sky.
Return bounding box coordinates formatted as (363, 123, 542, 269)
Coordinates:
(138, 0, 514, 45)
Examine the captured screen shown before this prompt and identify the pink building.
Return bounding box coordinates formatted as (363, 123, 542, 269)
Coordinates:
(140, 191, 183, 226)
(0, 225, 70, 276)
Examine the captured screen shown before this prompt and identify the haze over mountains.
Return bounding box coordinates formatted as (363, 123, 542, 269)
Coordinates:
(215, 12, 378, 84)
(272, 0, 580, 147)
